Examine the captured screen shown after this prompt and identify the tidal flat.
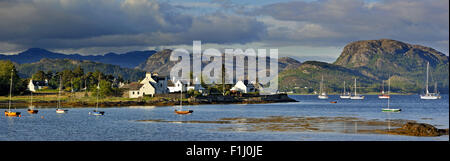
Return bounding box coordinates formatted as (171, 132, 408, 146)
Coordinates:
(138, 116, 448, 137)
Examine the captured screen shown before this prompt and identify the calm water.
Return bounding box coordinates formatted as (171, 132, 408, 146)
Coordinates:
(1, 94, 448, 141)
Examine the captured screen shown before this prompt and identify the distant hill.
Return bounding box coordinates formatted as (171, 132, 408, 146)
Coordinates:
(0, 48, 156, 68)
(278, 61, 377, 93)
(334, 39, 449, 92)
(136, 49, 302, 79)
(279, 39, 449, 94)
(15, 58, 146, 81)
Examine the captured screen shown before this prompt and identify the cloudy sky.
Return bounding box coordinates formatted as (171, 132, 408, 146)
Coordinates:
(0, 0, 448, 62)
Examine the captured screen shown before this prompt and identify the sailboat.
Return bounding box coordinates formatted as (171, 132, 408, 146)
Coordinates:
(89, 76, 105, 116)
(5, 69, 21, 117)
(56, 75, 68, 114)
(420, 62, 441, 99)
(27, 90, 38, 114)
(382, 78, 401, 112)
(175, 79, 193, 114)
(340, 81, 351, 99)
(350, 78, 364, 100)
(317, 75, 328, 99)
(378, 80, 390, 99)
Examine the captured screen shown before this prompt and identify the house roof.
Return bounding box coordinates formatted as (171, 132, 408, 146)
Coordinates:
(120, 82, 143, 90)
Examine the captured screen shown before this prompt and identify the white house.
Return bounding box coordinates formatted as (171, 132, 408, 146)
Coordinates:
(168, 77, 205, 93)
(230, 80, 259, 93)
(122, 72, 169, 98)
(28, 79, 49, 92)
(168, 80, 186, 93)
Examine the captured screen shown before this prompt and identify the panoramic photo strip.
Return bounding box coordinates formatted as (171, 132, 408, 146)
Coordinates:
(0, 0, 448, 160)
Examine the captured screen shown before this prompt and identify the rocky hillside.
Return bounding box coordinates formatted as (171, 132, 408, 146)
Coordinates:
(334, 39, 449, 92)
(137, 49, 302, 77)
(279, 39, 449, 93)
(278, 61, 377, 93)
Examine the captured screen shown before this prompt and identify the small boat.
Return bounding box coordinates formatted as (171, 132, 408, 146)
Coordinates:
(56, 109, 68, 113)
(27, 109, 38, 114)
(5, 69, 21, 117)
(175, 79, 193, 115)
(56, 76, 68, 114)
(340, 81, 351, 99)
(378, 80, 390, 99)
(317, 75, 328, 99)
(350, 78, 364, 100)
(90, 77, 104, 116)
(174, 109, 194, 114)
(330, 101, 337, 103)
(89, 110, 105, 116)
(382, 77, 401, 112)
(5, 111, 21, 117)
(420, 62, 441, 99)
(27, 91, 38, 114)
(382, 108, 401, 112)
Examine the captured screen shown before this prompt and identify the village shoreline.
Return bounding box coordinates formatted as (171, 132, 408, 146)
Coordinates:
(0, 93, 297, 108)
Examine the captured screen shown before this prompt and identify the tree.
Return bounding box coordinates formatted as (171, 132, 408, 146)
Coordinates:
(0, 60, 27, 96)
(32, 70, 46, 81)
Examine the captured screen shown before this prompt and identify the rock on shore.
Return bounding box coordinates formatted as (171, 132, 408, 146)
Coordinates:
(388, 122, 449, 137)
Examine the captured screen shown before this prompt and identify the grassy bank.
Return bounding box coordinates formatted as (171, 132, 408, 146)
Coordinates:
(0, 92, 296, 108)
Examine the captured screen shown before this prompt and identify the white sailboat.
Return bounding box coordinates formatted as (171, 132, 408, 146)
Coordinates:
(378, 80, 390, 99)
(350, 78, 364, 100)
(56, 75, 68, 113)
(340, 80, 351, 99)
(382, 77, 401, 112)
(318, 75, 329, 99)
(5, 69, 21, 117)
(89, 75, 105, 116)
(420, 62, 441, 99)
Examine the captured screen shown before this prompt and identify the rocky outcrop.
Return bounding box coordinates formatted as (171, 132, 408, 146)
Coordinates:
(388, 122, 449, 137)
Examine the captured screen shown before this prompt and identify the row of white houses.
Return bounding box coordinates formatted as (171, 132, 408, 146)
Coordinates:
(121, 72, 263, 98)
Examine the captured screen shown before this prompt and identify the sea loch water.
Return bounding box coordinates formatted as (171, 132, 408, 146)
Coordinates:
(0, 94, 448, 141)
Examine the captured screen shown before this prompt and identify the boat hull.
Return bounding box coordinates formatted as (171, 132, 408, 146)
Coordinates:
(318, 95, 329, 99)
(5, 111, 21, 117)
(378, 95, 390, 99)
(89, 111, 105, 116)
(382, 108, 401, 112)
(420, 95, 441, 100)
(27, 109, 39, 114)
(350, 96, 365, 100)
(340, 95, 351, 99)
(175, 110, 194, 114)
(56, 109, 68, 114)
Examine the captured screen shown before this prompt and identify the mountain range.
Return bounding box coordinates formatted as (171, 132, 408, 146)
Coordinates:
(1, 39, 448, 93)
(279, 39, 449, 93)
(0, 48, 156, 68)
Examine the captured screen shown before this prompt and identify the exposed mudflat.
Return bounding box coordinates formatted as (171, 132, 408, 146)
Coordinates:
(138, 116, 448, 137)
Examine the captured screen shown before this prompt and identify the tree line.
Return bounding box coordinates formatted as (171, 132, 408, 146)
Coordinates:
(0, 60, 124, 97)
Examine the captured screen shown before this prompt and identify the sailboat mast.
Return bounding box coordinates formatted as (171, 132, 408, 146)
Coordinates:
(31, 90, 33, 107)
(8, 69, 13, 111)
(320, 75, 323, 94)
(388, 77, 390, 108)
(343, 81, 346, 94)
(180, 81, 183, 110)
(58, 75, 61, 108)
(426, 62, 429, 94)
(354, 78, 357, 96)
(96, 75, 100, 110)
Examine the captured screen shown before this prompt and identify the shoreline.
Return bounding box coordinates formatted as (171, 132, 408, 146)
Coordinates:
(0, 94, 298, 108)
